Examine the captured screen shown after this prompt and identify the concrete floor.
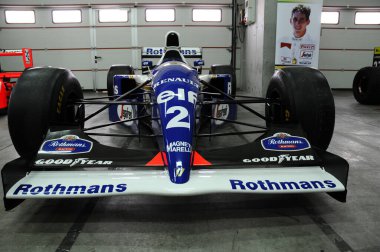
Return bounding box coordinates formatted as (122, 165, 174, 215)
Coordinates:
(0, 90, 379, 252)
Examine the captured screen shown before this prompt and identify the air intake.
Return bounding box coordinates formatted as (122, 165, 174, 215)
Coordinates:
(166, 32, 179, 47)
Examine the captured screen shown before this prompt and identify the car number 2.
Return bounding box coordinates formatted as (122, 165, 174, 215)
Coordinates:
(166, 106, 190, 129)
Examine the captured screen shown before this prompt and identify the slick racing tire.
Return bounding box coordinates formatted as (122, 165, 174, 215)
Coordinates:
(8, 67, 84, 158)
(107, 65, 134, 100)
(353, 66, 380, 105)
(209, 64, 237, 97)
(266, 67, 335, 150)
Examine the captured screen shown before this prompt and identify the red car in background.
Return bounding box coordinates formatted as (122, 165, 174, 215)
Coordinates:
(0, 48, 33, 114)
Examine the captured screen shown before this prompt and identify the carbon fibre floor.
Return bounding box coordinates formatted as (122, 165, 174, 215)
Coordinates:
(0, 90, 379, 252)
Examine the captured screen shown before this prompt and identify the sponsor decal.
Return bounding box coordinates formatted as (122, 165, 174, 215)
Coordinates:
(155, 87, 197, 131)
(375, 47, 380, 55)
(142, 60, 152, 67)
(261, 133, 310, 151)
(243, 154, 314, 164)
(280, 42, 292, 49)
(24, 49, 31, 64)
(300, 50, 313, 59)
(281, 56, 292, 64)
(143, 47, 200, 56)
(156, 87, 197, 106)
(117, 104, 134, 125)
(39, 135, 93, 154)
(0, 49, 22, 53)
(35, 158, 113, 167)
(179, 49, 198, 56)
(194, 59, 204, 66)
(300, 44, 315, 50)
(228, 81, 232, 95)
(56, 85, 65, 114)
(166, 141, 191, 153)
(214, 104, 229, 126)
(13, 183, 127, 196)
(175, 161, 185, 177)
(299, 61, 312, 65)
(145, 48, 165, 55)
(230, 179, 337, 191)
(284, 109, 291, 122)
(153, 77, 199, 90)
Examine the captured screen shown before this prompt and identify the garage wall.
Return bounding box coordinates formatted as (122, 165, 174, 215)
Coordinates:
(0, 0, 236, 90)
(239, 0, 277, 96)
(240, 0, 380, 95)
(320, 0, 380, 88)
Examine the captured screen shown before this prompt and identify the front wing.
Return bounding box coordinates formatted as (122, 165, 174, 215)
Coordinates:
(7, 167, 344, 198)
(2, 127, 348, 210)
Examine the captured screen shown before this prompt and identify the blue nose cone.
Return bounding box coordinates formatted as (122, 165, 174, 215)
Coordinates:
(152, 62, 200, 184)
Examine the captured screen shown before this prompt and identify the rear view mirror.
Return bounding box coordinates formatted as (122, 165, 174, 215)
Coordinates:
(142, 60, 153, 67)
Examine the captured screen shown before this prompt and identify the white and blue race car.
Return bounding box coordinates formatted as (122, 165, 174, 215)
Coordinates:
(2, 32, 348, 210)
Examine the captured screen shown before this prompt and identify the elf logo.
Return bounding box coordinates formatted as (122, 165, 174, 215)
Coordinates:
(300, 50, 313, 59)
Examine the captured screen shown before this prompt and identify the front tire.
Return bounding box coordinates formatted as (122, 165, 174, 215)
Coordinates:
(266, 67, 335, 150)
(8, 67, 84, 158)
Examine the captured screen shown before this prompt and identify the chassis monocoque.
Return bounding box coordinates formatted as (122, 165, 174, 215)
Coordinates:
(2, 32, 348, 210)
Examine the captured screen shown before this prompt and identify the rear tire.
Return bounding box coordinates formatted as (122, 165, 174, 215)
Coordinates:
(8, 67, 84, 158)
(353, 66, 380, 105)
(266, 67, 335, 150)
(107, 65, 134, 100)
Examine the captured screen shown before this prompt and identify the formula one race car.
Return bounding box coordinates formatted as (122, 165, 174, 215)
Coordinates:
(2, 32, 348, 210)
(0, 48, 33, 114)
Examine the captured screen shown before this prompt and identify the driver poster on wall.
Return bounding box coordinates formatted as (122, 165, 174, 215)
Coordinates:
(275, 0, 323, 68)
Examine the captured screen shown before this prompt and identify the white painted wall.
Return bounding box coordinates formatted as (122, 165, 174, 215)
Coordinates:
(320, 0, 380, 88)
(0, 0, 235, 90)
(2, 0, 379, 91)
(240, 0, 276, 96)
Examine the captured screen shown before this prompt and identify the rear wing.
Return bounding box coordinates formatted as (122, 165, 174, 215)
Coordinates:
(142, 47, 202, 59)
(0, 48, 34, 69)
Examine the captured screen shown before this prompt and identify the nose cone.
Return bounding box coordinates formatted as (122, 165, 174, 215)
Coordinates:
(152, 63, 200, 184)
(166, 143, 193, 184)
